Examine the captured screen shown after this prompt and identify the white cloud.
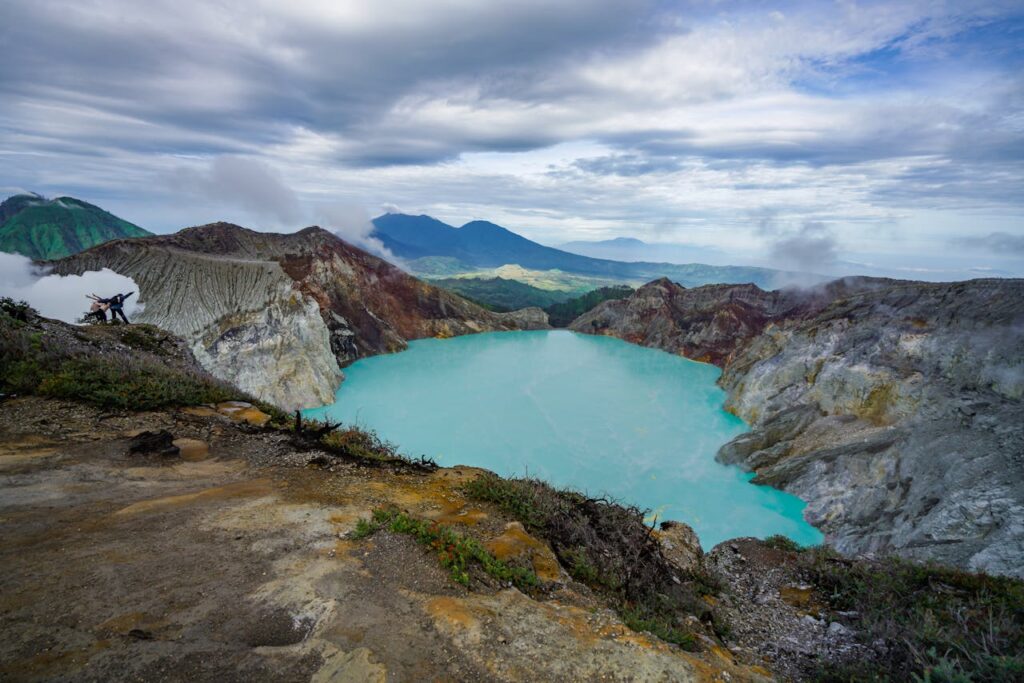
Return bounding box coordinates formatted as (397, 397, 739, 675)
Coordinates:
(165, 155, 302, 226)
(0, 252, 143, 324)
(313, 202, 397, 261)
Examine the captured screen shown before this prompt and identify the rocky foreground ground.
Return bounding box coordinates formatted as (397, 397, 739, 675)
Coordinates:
(1, 395, 896, 682)
(3, 305, 1020, 682)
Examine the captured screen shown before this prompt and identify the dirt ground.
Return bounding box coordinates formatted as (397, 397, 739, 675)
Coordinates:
(0, 397, 774, 683)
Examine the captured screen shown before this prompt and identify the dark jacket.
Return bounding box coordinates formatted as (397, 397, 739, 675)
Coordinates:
(104, 292, 134, 310)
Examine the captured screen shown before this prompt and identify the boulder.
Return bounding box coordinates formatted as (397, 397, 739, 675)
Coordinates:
(658, 520, 703, 573)
(128, 430, 180, 458)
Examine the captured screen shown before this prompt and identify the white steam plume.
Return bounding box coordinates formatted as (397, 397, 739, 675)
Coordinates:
(315, 203, 402, 265)
(0, 252, 143, 324)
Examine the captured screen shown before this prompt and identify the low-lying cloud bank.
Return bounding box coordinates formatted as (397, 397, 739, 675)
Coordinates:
(0, 252, 143, 324)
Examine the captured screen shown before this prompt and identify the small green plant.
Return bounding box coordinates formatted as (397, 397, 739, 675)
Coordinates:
(296, 418, 437, 471)
(801, 548, 1024, 681)
(620, 606, 698, 651)
(564, 547, 599, 584)
(0, 297, 33, 323)
(37, 358, 242, 410)
(321, 426, 403, 462)
(351, 517, 377, 540)
(352, 508, 538, 590)
(114, 324, 172, 355)
(763, 534, 803, 553)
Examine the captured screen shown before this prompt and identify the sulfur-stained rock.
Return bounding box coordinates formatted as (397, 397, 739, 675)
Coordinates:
(172, 438, 210, 462)
(216, 401, 271, 427)
(484, 521, 563, 583)
(657, 520, 703, 573)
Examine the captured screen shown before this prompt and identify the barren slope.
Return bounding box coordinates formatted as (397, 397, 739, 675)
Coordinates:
(53, 223, 548, 410)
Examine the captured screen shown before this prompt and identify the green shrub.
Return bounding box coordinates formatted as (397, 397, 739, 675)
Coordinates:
(321, 426, 402, 462)
(801, 549, 1024, 682)
(295, 418, 436, 470)
(0, 297, 33, 323)
(113, 324, 174, 356)
(564, 547, 600, 584)
(351, 517, 377, 540)
(464, 472, 724, 648)
(37, 358, 240, 410)
(620, 605, 698, 651)
(1, 313, 257, 410)
(352, 508, 538, 590)
(764, 534, 803, 553)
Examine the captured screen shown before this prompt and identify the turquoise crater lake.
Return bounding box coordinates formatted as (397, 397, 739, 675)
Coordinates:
(304, 330, 823, 549)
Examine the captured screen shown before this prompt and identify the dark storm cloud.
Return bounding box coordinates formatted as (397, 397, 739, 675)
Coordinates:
(0, 0, 653, 165)
(6, 0, 1011, 173)
(2, 0, 1021, 172)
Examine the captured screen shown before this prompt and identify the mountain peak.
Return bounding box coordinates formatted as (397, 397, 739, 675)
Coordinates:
(645, 276, 681, 290)
(460, 220, 507, 232)
(0, 193, 151, 260)
(372, 212, 803, 289)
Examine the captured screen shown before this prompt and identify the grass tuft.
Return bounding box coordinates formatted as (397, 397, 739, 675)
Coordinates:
(801, 547, 1024, 682)
(292, 416, 438, 471)
(352, 508, 538, 590)
(763, 534, 804, 553)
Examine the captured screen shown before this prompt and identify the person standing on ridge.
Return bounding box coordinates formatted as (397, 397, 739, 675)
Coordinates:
(104, 292, 134, 324)
(85, 294, 108, 323)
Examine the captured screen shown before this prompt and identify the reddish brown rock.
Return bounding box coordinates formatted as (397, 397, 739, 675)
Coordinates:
(53, 223, 548, 409)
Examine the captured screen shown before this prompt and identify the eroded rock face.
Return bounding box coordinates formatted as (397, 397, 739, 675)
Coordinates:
(571, 277, 1024, 576)
(54, 223, 549, 410)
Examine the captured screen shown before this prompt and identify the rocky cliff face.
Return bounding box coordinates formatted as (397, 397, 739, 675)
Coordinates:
(53, 223, 548, 410)
(571, 277, 1024, 576)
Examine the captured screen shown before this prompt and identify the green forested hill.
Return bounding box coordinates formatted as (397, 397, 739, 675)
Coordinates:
(432, 276, 634, 327)
(545, 285, 634, 327)
(431, 276, 573, 311)
(0, 194, 151, 260)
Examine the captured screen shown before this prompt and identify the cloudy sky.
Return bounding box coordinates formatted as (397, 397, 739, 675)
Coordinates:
(2, 0, 1023, 278)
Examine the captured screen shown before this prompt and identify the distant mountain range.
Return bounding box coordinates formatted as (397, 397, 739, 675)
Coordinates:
(559, 237, 731, 266)
(372, 213, 806, 289)
(0, 194, 151, 260)
(0, 193, 814, 292)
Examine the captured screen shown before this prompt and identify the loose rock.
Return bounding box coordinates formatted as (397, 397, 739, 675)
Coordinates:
(128, 430, 180, 457)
